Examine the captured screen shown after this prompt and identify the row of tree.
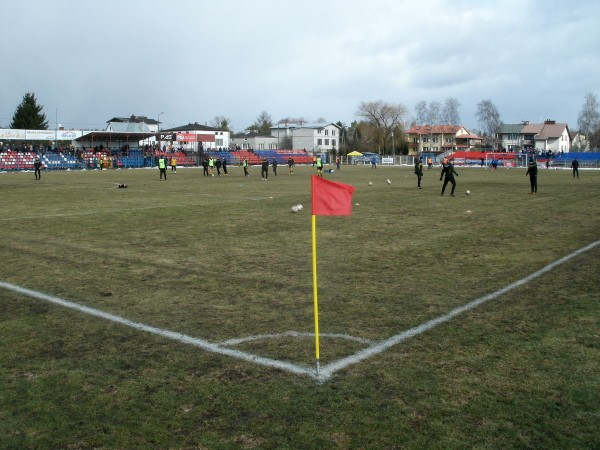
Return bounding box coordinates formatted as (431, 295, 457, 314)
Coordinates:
(9, 92, 600, 152)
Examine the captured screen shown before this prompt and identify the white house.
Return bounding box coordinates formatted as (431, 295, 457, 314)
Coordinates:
(106, 115, 159, 133)
(496, 120, 571, 153)
(270, 123, 341, 153)
(230, 132, 277, 150)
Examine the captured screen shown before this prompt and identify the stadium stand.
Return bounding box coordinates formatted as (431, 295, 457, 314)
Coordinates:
(550, 152, 600, 167)
(0, 151, 36, 170)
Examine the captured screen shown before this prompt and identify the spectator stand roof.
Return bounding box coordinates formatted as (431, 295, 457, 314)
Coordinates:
(76, 131, 156, 147)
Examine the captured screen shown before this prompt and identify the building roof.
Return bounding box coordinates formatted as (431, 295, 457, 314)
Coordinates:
(521, 123, 544, 134)
(270, 122, 341, 130)
(107, 115, 158, 125)
(497, 124, 524, 134)
(456, 133, 482, 140)
(108, 122, 152, 133)
(76, 131, 156, 143)
(162, 122, 224, 132)
(536, 123, 569, 140)
(407, 125, 465, 134)
(232, 132, 275, 139)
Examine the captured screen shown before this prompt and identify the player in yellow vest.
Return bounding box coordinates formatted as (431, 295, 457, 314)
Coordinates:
(158, 155, 168, 180)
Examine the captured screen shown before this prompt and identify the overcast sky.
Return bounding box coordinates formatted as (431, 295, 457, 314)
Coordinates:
(1, 0, 598, 133)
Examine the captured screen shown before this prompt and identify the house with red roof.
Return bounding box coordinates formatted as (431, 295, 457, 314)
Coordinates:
(406, 125, 482, 155)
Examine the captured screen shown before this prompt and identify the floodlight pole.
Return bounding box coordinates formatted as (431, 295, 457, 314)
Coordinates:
(157, 112, 164, 163)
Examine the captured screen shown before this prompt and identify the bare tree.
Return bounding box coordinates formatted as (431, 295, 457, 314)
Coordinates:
(577, 93, 600, 141)
(427, 101, 442, 126)
(476, 99, 502, 148)
(414, 101, 428, 125)
(356, 100, 408, 154)
(441, 98, 461, 125)
(209, 115, 231, 131)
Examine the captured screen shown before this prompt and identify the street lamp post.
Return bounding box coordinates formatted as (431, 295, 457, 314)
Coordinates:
(392, 131, 395, 163)
(157, 111, 164, 149)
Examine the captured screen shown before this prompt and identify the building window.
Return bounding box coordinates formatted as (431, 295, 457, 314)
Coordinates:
(317, 129, 322, 134)
(433, 146, 439, 152)
(317, 139, 322, 145)
(325, 129, 329, 136)
(433, 137, 439, 143)
(423, 137, 429, 143)
(215, 139, 224, 146)
(445, 137, 453, 143)
(332, 139, 336, 147)
(332, 130, 336, 136)
(325, 139, 329, 145)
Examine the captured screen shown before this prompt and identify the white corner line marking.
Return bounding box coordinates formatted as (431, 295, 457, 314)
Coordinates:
(317, 239, 599, 380)
(0, 282, 317, 379)
(1, 240, 597, 382)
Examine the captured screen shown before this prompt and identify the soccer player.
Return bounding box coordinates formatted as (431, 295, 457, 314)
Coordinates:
(272, 158, 278, 176)
(525, 159, 538, 194)
(243, 158, 249, 177)
(288, 157, 295, 174)
(439, 157, 458, 196)
(34, 157, 42, 180)
(261, 157, 269, 180)
(215, 157, 222, 177)
(316, 155, 324, 177)
(414, 157, 423, 189)
(170, 155, 177, 173)
(222, 157, 228, 175)
(158, 155, 168, 180)
(571, 158, 579, 179)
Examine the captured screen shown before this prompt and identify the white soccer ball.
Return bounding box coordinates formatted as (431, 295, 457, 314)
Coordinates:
(368, 181, 373, 186)
(466, 190, 471, 195)
(387, 179, 391, 184)
(291, 205, 299, 213)
(297, 204, 303, 211)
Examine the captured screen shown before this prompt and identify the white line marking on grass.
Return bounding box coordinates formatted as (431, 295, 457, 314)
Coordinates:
(0, 282, 318, 380)
(219, 331, 374, 346)
(1, 240, 597, 382)
(317, 239, 600, 380)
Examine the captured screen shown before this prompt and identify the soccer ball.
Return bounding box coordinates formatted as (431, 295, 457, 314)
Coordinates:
(466, 190, 471, 195)
(368, 181, 373, 186)
(291, 205, 299, 213)
(386, 179, 391, 184)
(297, 204, 303, 211)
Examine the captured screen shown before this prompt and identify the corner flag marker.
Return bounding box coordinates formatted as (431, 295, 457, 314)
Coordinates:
(311, 175, 355, 375)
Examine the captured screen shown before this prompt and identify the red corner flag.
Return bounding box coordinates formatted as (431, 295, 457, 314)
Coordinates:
(311, 175, 355, 216)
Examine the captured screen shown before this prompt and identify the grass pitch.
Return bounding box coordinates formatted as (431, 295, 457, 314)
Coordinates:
(1, 163, 599, 448)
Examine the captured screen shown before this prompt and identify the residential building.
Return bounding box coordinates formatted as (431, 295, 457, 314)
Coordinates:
(496, 120, 570, 153)
(270, 123, 340, 153)
(406, 125, 481, 155)
(569, 130, 589, 151)
(106, 115, 159, 133)
(231, 132, 278, 150)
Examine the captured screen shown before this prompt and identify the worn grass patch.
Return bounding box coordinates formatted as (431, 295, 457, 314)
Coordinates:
(0, 164, 599, 448)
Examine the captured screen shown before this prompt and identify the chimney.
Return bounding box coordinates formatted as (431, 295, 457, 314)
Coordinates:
(544, 120, 555, 124)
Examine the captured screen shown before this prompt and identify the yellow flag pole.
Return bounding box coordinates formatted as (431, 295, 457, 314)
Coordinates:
(311, 214, 320, 375)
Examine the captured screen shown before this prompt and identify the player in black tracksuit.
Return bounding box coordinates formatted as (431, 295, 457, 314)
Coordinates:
(261, 157, 269, 180)
(440, 158, 458, 196)
(526, 159, 538, 194)
(414, 157, 423, 189)
(571, 158, 579, 179)
(34, 157, 42, 180)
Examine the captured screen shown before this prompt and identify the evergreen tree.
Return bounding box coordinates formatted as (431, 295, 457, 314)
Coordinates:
(10, 92, 48, 129)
